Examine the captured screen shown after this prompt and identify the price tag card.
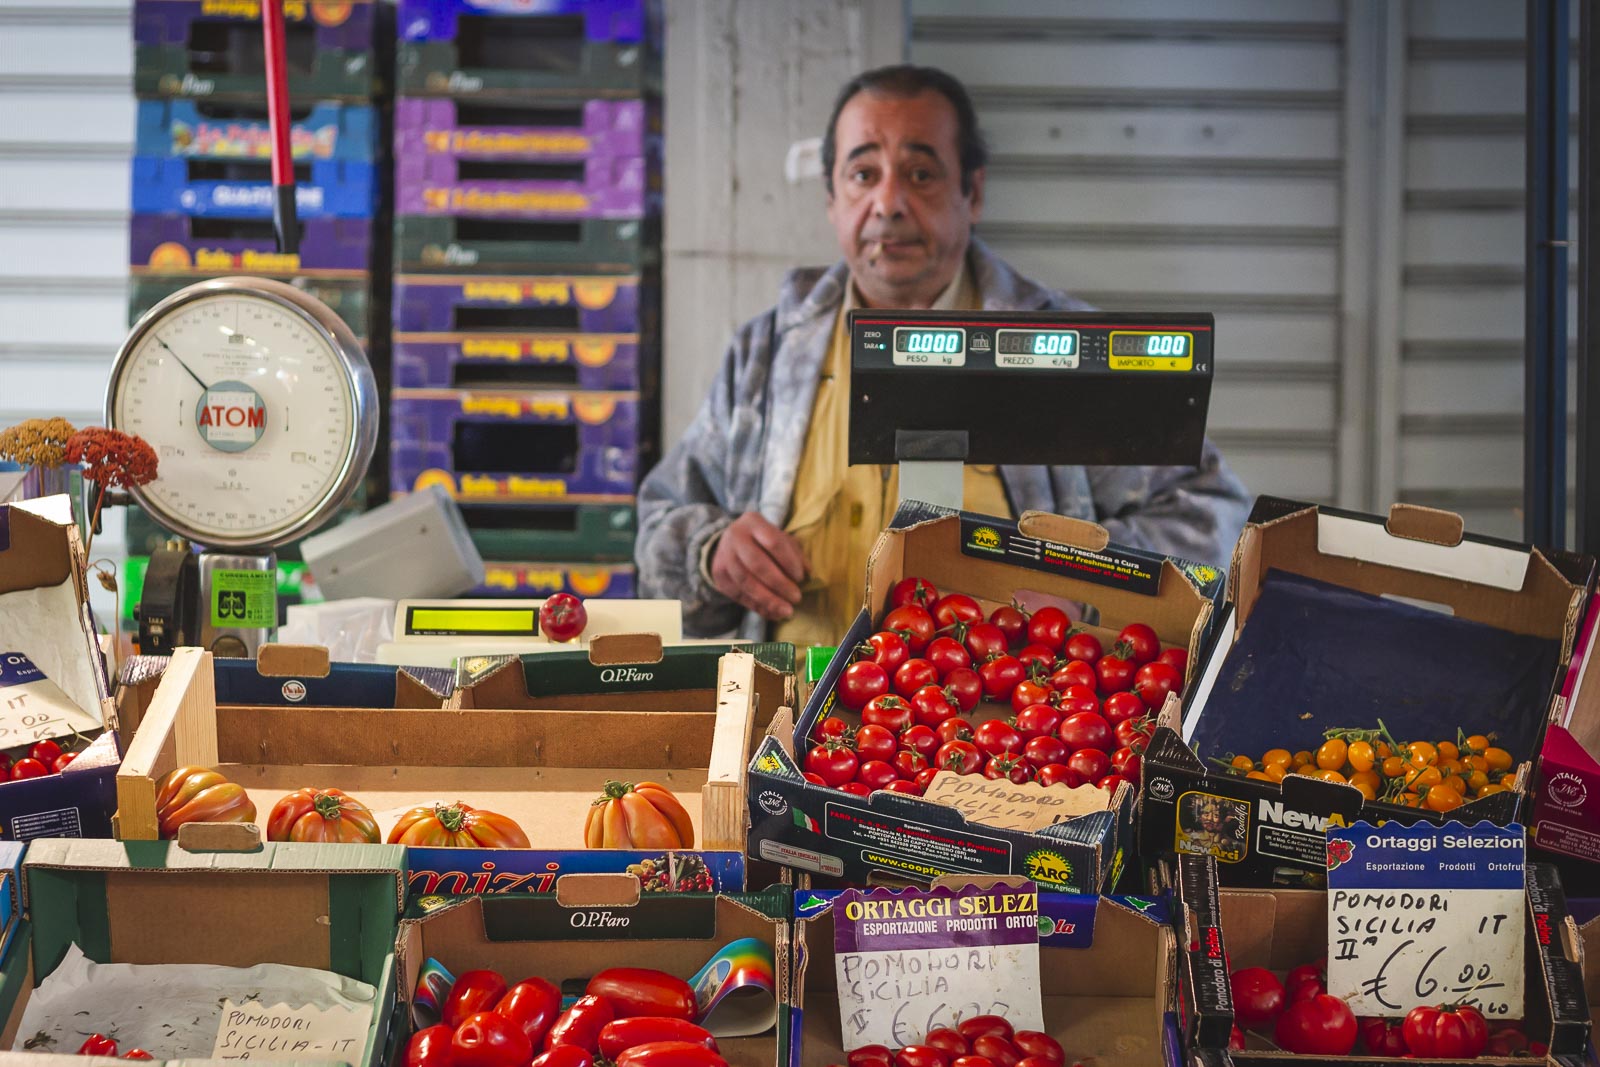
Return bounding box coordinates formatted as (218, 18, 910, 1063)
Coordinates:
(212, 999, 370, 1061)
(1326, 820, 1525, 1020)
(833, 882, 1046, 1050)
(0, 652, 102, 747)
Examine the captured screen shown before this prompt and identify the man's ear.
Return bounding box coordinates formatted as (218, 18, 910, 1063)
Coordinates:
(966, 167, 986, 224)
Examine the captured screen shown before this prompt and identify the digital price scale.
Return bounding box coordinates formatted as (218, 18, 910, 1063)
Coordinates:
(106, 277, 379, 657)
(848, 309, 1215, 507)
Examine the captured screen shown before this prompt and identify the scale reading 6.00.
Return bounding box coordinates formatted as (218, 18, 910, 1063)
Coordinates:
(106, 277, 378, 550)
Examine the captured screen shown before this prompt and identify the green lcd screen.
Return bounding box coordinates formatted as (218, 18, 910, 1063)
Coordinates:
(407, 607, 538, 636)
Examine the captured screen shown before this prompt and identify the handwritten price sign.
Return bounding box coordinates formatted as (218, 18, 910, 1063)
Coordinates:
(0, 652, 101, 748)
(1326, 821, 1525, 1019)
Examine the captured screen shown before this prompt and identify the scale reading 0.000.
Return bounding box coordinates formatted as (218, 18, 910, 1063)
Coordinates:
(107, 285, 366, 547)
(892, 326, 967, 367)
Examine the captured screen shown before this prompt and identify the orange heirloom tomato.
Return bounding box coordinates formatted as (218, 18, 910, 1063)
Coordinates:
(267, 788, 380, 844)
(585, 781, 695, 849)
(155, 766, 256, 838)
(388, 802, 531, 848)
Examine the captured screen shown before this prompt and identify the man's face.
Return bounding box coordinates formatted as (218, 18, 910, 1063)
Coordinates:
(826, 88, 984, 308)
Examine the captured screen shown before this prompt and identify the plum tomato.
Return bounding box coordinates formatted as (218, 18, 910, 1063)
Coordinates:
(957, 1017, 1014, 1043)
(453, 1011, 534, 1067)
(894, 1047, 950, 1067)
(970, 1036, 1018, 1067)
(925, 1029, 969, 1059)
(837, 661, 889, 710)
(444, 969, 509, 1029)
(1011, 1033, 1063, 1067)
(848, 1047, 894, 1067)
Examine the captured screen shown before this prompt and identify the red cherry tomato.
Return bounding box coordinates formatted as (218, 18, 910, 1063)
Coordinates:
(854, 724, 898, 764)
(1115, 717, 1152, 752)
(11, 758, 47, 780)
(839, 781, 872, 797)
(925, 1029, 969, 1059)
(405, 1025, 457, 1067)
(893, 749, 929, 780)
(1096, 773, 1130, 791)
(862, 694, 913, 732)
(1095, 654, 1135, 693)
(1110, 746, 1142, 784)
(859, 631, 910, 674)
(900, 723, 940, 759)
(911, 685, 959, 728)
(1064, 631, 1103, 664)
(933, 593, 984, 630)
(978, 655, 1025, 700)
(1402, 1004, 1489, 1059)
(957, 1016, 1014, 1042)
(1023, 735, 1067, 769)
(973, 719, 1024, 758)
(816, 716, 851, 742)
(856, 760, 899, 791)
(804, 741, 858, 787)
(539, 593, 588, 643)
(882, 605, 935, 653)
(1157, 646, 1188, 675)
(894, 659, 940, 699)
(1274, 994, 1357, 1056)
(1285, 959, 1326, 1001)
(883, 778, 923, 796)
(970, 1036, 1018, 1067)
(914, 767, 939, 792)
(1026, 605, 1071, 651)
(1058, 711, 1112, 752)
(545, 995, 617, 1052)
(1228, 1025, 1246, 1052)
(1101, 691, 1146, 727)
(802, 772, 827, 786)
(1010, 680, 1055, 717)
(1068, 748, 1111, 781)
(936, 719, 974, 744)
(497, 977, 562, 1045)
(29, 740, 61, 766)
(837, 661, 890, 710)
(78, 1036, 119, 1057)
(122, 1052, 155, 1062)
(1132, 661, 1183, 709)
(1117, 622, 1161, 664)
(983, 754, 1032, 784)
(1035, 763, 1084, 788)
(1015, 645, 1055, 675)
(1014, 703, 1062, 741)
(1012, 1033, 1063, 1067)
(935, 740, 983, 775)
(943, 668, 982, 712)
(925, 636, 972, 679)
(444, 969, 509, 1029)
(1049, 659, 1097, 693)
(454, 1011, 534, 1067)
(890, 577, 939, 610)
(989, 605, 1028, 647)
(963, 623, 1010, 663)
(1054, 685, 1099, 719)
(1229, 966, 1286, 1029)
(52, 752, 77, 773)
(848, 1047, 894, 1067)
(597, 1018, 718, 1060)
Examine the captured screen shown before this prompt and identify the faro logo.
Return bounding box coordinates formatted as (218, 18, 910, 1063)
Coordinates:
(281, 680, 307, 702)
(968, 526, 1003, 553)
(1022, 848, 1072, 887)
(757, 790, 788, 816)
(570, 910, 629, 929)
(1548, 771, 1587, 808)
(599, 667, 654, 684)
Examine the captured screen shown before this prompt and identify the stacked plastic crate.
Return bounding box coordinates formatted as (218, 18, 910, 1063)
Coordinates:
(123, 0, 390, 627)
(390, 0, 660, 601)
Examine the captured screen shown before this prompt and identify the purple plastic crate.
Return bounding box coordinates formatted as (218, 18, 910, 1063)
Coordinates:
(130, 214, 372, 274)
(396, 156, 656, 219)
(390, 387, 641, 501)
(472, 561, 636, 599)
(135, 0, 377, 48)
(395, 97, 650, 161)
(393, 332, 647, 391)
(392, 275, 646, 333)
(398, 0, 650, 43)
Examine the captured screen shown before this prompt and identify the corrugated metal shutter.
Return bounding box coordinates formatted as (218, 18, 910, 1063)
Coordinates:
(0, 0, 133, 585)
(1396, 0, 1577, 540)
(910, 0, 1350, 509)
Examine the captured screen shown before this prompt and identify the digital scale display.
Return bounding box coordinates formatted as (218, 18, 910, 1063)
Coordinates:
(893, 327, 967, 366)
(995, 328, 1079, 369)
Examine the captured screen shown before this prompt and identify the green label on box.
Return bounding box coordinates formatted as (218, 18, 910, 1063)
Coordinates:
(210, 570, 276, 628)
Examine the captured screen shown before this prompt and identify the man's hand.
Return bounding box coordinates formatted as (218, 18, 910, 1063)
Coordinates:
(709, 512, 808, 621)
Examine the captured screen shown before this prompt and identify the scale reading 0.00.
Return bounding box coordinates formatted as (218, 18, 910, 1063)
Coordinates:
(892, 327, 967, 367)
(996, 328, 1080, 369)
(1110, 333, 1190, 357)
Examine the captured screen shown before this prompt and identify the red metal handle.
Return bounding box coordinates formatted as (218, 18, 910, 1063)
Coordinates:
(261, 0, 298, 253)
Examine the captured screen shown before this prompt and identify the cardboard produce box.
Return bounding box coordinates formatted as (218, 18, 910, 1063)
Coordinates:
(1533, 597, 1600, 874)
(0, 838, 406, 1066)
(748, 506, 1223, 893)
(1142, 497, 1593, 887)
(0, 502, 121, 841)
(789, 879, 1186, 1067)
(1204, 864, 1589, 1064)
(398, 876, 788, 1065)
(115, 642, 790, 898)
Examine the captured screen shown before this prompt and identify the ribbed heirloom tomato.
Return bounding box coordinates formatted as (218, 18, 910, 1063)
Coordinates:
(266, 787, 380, 843)
(154, 765, 256, 837)
(585, 781, 694, 849)
(390, 802, 530, 848)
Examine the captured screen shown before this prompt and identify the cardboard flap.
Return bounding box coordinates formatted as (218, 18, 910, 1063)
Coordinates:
(175, 821, 263, 852)
(256, 644, 332, 678)
(588, 633, 664, 665)
(1385, 503, 1465, 547)
(1017, 511, 1110, 553)
(0, 505, 71, 596)
(554, 873, 641, 908)
(928, 874, 1035, 892)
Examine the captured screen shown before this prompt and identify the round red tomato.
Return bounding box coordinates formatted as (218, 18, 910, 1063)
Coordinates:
(1035, 763, 1083, 788)
(856, 760, 899, 791)
(11, 758, 47, 780)
(1229, 1026, 1246, 1052)
(1055, 685, 1099, 718)
(894, 659, 940, 699)
(970, 1036, 1018, 1067)
(1096, 654, 1135, 693)
(1050, 658, 1097, 693)
(890, 577, 939, 609)
(1402, 1004, 1488, 1059)
(804, 741, 857, 787)
(1010, 680, 1055, 716)
(1096, 773, 1130, 791)
(837, 661, 889, 710)
(933, 593, 984, 630)
(1023, 735, 1067, 768)
(1117, 622, 1161, 665)
(29, 740, 61, 766)
(839, 781, 872, 797)
(973, 718, 1024, 758)
(1012, 1033, 1062, 1067)
(1102, 691, 1146, 726)
(989, 605, 1027, 647)
(1016, 644, 1055, 674)
(1275, 995, 1357, 1056)
(1133, 661, 1182, 709)
(1285, 960, 1326, 1001)
(53, 752, 76, 772)
(848, 1046, 894, 1067)
(914, 767, 939, 792)
(925, 1029, 969, 1060)
(1014, 703, 1062, 740)
(883, 779, 923, 796)
(978, 655, 1025, 700)
(912, 685, 959, 727)
(539, 594, 588, 643)
(893, 749, 929, 780)
(815, 716, 851, 742)
(1111, 747, 1142, 784)
(1068, 748, 1110, 781)
(937, 719, 974, 744)
(882, 605, 935, 653)
(859, 631, 910, 674)
(1064, 631, 1103, 664)
(1115, 717, 1152, 751)
(862, 694, 913, 732)
(801, 772, 826, 786)
(943, 669, 982, 711)
(958, 1017, 1013, 1042)
(984, 754, 1032, 784)
(935, 740, 983, 775)
(853, 724, 898, 763)
(900, 724, 939, 759)
(1157, 646, 1188, 675)
(1229, 967, 1286, 1029)
(1026, 607, 1070, 652)
(963, 622, 1009, 662)
(925, 636, 972, 679)
(1058, 711, 1112, 752)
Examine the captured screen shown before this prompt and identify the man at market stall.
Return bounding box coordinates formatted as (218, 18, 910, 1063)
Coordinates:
(636, 64, 1251, 643)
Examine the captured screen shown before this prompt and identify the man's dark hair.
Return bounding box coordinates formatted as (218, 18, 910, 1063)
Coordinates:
(821, 64, 988, 197)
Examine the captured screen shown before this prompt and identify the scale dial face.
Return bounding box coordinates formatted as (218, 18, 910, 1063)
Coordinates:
(106, 278, 377, 549)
